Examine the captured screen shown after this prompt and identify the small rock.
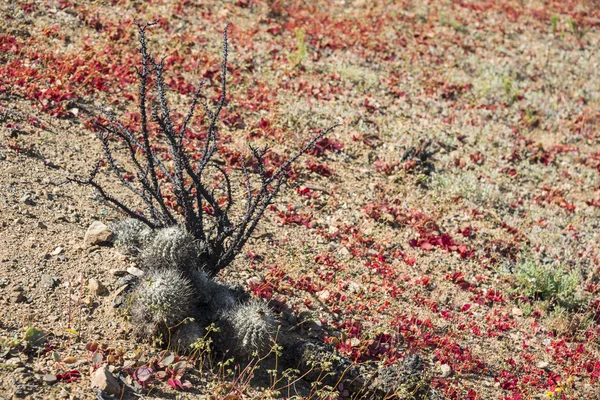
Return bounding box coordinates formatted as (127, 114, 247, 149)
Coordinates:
(337, 246, 351, 257)
(317, 290, 330, 301)
(440, 364, 452, 378)
(112, 296, 124, 308)
(84, 221, 113, 246)
(88, 278, 107, 296)
(54, 214, 68, 222)
(21, 193, 35, 206)
(110, 268, 128, 277)
(6, 357, 23, 366)
(511, 307, 523, 317)
(91, 366, 121, 395)
(14, 218, 23, 225)
(348, 281, 363, 294)
(12, 292, 26, 303)
(116, 275, 135, 287)
(40, 275, 58, 289)
(537, 361, 550, 370)
(81, 296, 93, 307)
(37, 221, 48, 229)
(62, 356, 77, 364)
(126, 266, 144, 277)
(51, 247, 63, 256)
(43, 374, 58, 385)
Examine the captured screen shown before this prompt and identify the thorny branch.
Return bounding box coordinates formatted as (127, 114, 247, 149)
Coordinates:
(69, 21, 338, 276)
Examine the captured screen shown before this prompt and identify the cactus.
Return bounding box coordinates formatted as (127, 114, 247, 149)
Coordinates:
(375, 354, 443, 399)
(171, 320, 205, 352)
(129, 269, 195, 339)
(284, 340, 363, 393)
(139, 226, 198, 271)
(112, 218, 153, 255)
(187, 269, 237, 314)
(217, 299, 277, 358)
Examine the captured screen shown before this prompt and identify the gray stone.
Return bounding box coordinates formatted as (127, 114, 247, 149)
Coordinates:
(41, 275, 58, 289)
(42, 374, 58, 385)
(116, 275, 136, 287)
(126, 266, 144, 277)
(537, 361, 550, 370)
(21, 193, 35, 206)
(84, 221, 113, 246)
(110, 268, 128, 277)
(112, 296, 124, 308)
(337, 246, 351, 257)
(91, 366, 121, 395)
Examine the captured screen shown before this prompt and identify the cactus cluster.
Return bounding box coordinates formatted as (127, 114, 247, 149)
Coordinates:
(115, 219, 277, 358)
(171, 320, 205, 351)
(112, 218, 153, 255)
(140, 226, 199, 270)
(217, 299, 277, 358)
(375, 354, 444, 400)
(129, 268, 195, 339)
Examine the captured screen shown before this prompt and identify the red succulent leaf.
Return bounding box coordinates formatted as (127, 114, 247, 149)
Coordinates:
(136, 366, 152, 383)
(56, 370, 81, 383)
(167, 378, 184, 391)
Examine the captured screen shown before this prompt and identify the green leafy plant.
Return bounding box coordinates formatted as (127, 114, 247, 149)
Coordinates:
(440, 13, 468, 33)
(502, 75, 518, 106)
(550, 14, 560, 35)
(288, 28, 308, 68)
(23, 327, 46, 347)
(514, 259, 584, 311)
(568, 17, 589, 43)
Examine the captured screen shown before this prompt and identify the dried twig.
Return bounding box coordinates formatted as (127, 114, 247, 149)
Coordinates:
(70, 21, 337, 276)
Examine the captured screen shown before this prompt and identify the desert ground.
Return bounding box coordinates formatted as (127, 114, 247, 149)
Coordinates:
(1, 0, 600, 399)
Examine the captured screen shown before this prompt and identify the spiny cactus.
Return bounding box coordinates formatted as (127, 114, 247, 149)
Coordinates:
(375, 354, 442, 399)
(284, 339, 363, 393)
(171, 320, 205, 352)
(187, 269, 237, 313)
(217, 299, 277, 358)
(129, 269, 195, 339)
(112, 218, 154, 255)
(139, 226, 198, 271)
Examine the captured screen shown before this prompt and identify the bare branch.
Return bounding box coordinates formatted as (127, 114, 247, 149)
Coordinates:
(70, 21, 337, 277)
